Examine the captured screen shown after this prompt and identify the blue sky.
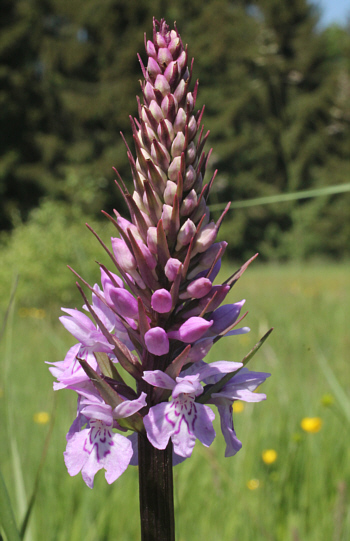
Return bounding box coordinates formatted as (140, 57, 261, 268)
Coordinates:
(310, 0, 350, 28)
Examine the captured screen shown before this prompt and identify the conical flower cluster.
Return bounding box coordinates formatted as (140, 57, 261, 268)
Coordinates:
(48, 18, 270, 489)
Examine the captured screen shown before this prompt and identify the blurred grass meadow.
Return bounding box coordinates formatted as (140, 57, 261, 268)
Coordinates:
(1, 260, 350, 541)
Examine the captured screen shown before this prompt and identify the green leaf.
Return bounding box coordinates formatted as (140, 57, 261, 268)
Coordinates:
(0, 469, 21, 541)
(93, 352, 125, 383)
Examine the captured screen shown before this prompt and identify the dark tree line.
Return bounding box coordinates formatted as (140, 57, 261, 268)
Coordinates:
(1, 0, 350, 258)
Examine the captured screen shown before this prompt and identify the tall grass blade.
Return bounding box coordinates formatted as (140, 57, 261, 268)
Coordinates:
(316, 349, 350, 425)
(20, 397, 57, 540)
(0, 469, 21, 541)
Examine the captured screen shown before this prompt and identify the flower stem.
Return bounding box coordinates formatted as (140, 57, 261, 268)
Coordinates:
(138, 434, 175, 541)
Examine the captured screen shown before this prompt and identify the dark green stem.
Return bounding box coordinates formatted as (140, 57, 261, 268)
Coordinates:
(138, 434, 175, 541)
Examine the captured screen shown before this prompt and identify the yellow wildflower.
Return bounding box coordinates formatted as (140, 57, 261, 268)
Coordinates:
(247, 479, 260, 490)
(33, 412, 50, 425)
(301, 417, 322, 433)
(262, 449, 277, 464)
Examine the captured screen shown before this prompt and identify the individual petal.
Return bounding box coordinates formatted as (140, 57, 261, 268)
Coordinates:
(144, 402, 173, 450)
(196, 360, 243, 383)
(142, 370, 176, 390)
(217, 404, 243, 457)
(151, 289, 173, 313)
(113, 392, 147, 418)
(144, 327, 170, 355)
(206, 301, 246, 336)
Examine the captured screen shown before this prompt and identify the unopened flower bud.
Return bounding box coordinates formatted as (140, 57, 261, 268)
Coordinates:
(168, 317, 213, 343)
(168, 156, 182, 181)
(158, 47, 173, 66)
(183, 165, 196, 191)
(185, 277, 212, 299)
(154, 74, 170, 97)
(192, 222, 217, 256)
(174, 108, 186, 132)
(164, 258, 183, 281)
(164, 181, 177, 205)
(171, 131, 185, 158)
(109, 288, 139, 319)
(168, 37, 181, 57)
(186, 141, 196, 165)
(176, 219, 196, 249)
(151, 289, 172, 313)
(147, 57, 162, 78)
(161, 204, 173, 232)
(147, 227, 158, 254)
(149, 100, 164, 123)
(145, 327, 169, 355)
(146, 40, 157, 59)
(180, 189, 197, 216)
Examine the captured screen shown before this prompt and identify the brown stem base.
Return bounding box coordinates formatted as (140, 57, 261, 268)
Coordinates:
(138, 434, 175, 541)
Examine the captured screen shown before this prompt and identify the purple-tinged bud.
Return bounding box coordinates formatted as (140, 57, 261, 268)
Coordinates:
(161, 94, 178, 122)
(168, 156, 182, 181)
(157, 118, 175, 147)
(180, 189, 197, 216)
(112, 238, 136, 273)
(161, 204, 173, 232)
(187, 116, 197, 140)
(165, 258, 183, 281)
(144, 81, 156, 103)
(177, 50, 187, 72)
(164, 61, 179, 87)
(141, 122, 157, 151)
(154, 74, 170, 97)
(158, 47, 173, 66)
(171, 131, 185, 158)
(147, 227, 158, 254)
(168, 317, 213, 343)
(145, 327, 169, 355)
(183, 165, 196, 191)
(156, 33, 167, 48)
(186, 141, 196, 165)
(149, 100, 164, 123)
(174, 108, 186, 132)
(164, 181, 177, 205)
(151, 139, 170, 171)
(168, 37, 181, 58)
(147, 57, 162, 79)
(187, 338, 214, 363)
(151, 289, 172, 313)
(185, 277, 213, 299)
(176, 219, 196, 249)
(192, 222, 217, 256)
(146, 40, 157, 59)
(109, 288, 139, 319)
(186, 92, 194, 111)
(174, 78, 186, 104)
